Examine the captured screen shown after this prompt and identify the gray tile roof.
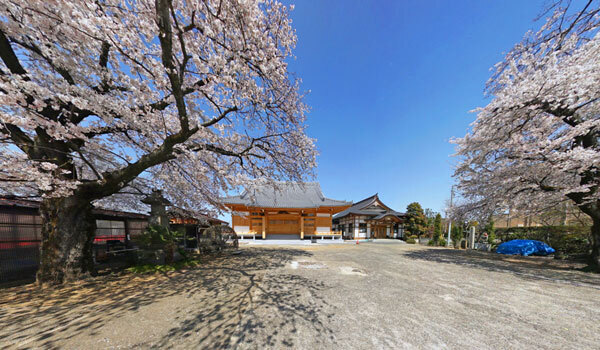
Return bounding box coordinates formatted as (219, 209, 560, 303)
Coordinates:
(333, 194, 405, 220)
(372, 211, 405, 220)
(221, 182, 352, 209)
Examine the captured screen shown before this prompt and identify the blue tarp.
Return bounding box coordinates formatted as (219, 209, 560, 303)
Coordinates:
(496, 239, 556, 256)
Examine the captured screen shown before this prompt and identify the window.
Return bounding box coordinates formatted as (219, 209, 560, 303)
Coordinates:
(348, 223, 353, 233)
(95, 220, 126, 238)
(269, 220, 298, 225)
(359, 223, 367, 233)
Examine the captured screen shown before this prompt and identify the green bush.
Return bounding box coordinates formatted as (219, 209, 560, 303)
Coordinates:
(133, 225, 182, 264)
(428, 238, 447, 246)
(450, 226, 463, 248)
(406, 238, 416, 244)
(495, 226, 590, 258)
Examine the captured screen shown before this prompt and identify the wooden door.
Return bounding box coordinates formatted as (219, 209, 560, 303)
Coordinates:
(267, 215, 300, 234)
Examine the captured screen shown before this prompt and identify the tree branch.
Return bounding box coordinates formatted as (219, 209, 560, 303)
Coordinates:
(0, 29, 27, 75)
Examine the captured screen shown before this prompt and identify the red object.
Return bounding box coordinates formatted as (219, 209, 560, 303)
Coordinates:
(93, 235, 126, 243)
(356, 239, 359, 245)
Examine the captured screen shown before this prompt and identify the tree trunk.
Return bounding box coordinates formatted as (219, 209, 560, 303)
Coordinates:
(36, 197, 96, 284)
(590, 217, 600, 269)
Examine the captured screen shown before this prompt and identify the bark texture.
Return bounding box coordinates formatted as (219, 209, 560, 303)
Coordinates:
(590, 217, 600, 269)
(36, 197, 96, 284)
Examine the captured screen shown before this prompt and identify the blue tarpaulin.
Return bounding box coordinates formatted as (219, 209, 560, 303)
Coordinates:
(496, 239, 556, 256)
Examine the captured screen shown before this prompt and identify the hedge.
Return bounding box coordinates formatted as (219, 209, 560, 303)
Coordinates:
(495, 226, 591, 258)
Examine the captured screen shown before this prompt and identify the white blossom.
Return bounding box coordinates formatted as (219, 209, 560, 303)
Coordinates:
(0, 0, 316, 216)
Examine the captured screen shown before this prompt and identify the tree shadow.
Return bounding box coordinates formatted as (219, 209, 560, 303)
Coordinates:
(403, 248, 600, 289)
(0, 247, 333, 349)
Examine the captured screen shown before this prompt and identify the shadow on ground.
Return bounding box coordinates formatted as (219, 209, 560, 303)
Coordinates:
(403, 248, 600, 289)
(0, 247, 331, 349)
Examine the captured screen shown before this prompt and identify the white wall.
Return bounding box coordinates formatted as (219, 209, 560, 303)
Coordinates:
(234, 226, 250, 233)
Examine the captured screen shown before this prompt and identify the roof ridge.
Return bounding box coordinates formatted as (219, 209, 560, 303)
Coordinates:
(352, 194, 378, 209)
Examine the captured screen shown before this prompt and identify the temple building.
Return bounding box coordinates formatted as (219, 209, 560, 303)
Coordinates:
(222, 182, 351, 239)
(333, 194, 406, 239)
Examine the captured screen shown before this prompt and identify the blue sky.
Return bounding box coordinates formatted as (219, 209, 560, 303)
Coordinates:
(282, 0, 549, 214)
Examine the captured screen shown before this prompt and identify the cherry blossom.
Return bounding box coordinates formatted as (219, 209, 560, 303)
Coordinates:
(453, 1, 600, 266)
(0, 0, 315, 282)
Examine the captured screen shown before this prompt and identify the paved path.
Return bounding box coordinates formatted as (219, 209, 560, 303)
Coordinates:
(1, 244, 599, 349)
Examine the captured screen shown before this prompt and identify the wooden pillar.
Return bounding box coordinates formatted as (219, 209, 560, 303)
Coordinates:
(300, 216, 304, 239)
(262, 215, 266, 239)
(231, 213, 235, 234)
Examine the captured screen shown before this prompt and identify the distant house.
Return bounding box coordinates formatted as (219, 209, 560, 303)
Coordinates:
(221, 182, 351, 239)
(333, 194, 406, 239)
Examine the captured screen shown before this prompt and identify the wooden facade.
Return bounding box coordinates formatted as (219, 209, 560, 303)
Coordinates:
(222, 182, 351, 239)
(227, 206, 349, 239)
(333, 194, 405, 240)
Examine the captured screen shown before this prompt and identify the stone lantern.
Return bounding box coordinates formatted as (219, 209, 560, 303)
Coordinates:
(142, 189, 171, 228)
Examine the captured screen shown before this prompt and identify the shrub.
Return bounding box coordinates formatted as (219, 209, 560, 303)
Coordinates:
(450, 226, 463, 248)
(438, 238, 447, 246)
(427, 240, 436, 246)
(133, 225, 182, 264)
(406, 238, 416, 244)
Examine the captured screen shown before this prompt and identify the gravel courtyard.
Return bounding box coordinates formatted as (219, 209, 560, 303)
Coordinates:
(1, 242, 599, 349)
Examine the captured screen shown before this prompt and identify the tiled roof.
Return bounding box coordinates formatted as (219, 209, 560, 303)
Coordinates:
(221, 182, 352, 209)
(333, 194, 405, 220)
(0, 197, 149, 219)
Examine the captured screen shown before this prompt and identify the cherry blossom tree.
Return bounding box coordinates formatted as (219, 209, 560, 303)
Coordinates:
(0, 0, 316, 284)
(453, 0, 600, 267)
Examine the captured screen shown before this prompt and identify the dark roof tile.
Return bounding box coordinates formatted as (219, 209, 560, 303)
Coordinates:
(221, 182, 351, 208)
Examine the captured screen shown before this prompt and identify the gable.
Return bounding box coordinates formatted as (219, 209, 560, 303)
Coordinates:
(360, 197, 392, 212)
(363, 202, 386, 212)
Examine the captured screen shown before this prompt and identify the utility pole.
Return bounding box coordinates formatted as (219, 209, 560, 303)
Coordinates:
(447, 186, 454, 247)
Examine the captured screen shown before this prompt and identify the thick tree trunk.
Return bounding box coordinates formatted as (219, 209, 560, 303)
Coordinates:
(36, 197, 96, 284)
(590, 217, 600, 269)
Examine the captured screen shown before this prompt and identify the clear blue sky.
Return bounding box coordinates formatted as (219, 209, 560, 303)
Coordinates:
(282, 0, 548, 214)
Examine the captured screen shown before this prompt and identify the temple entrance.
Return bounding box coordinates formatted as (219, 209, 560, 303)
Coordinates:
(266, 214, 300, 235)
(372, 226, 387, 238)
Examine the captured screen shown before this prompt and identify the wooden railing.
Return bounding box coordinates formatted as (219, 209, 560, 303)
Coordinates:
(306, 231, 343, 240)
(235, 230, 261, 240)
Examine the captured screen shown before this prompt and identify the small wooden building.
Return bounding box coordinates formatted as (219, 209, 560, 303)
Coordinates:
(222, 182, 351, 239)
(0, 197, 149, 284)
(169, 210, 228, 248)
(333, 194, 406, 239)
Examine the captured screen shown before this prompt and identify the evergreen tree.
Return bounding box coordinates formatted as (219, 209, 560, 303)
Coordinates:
(451, 225, 463, 248)
(405, 202, 428, 239)
(433, 213, 443, 244)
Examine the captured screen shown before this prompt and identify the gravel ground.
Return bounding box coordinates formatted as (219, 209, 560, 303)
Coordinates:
(1, 243, 599, 349)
